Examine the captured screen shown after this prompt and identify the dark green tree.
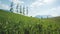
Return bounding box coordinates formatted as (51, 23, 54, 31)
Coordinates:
(23, 6, 25, 15)
(20, 5, 22, 13)
(10, 2, 13, 12)
(16, 4, 19, 13)
(26, 7, 28, 15)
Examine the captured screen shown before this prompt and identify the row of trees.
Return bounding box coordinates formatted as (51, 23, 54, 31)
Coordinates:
(10, 2, 28, 15)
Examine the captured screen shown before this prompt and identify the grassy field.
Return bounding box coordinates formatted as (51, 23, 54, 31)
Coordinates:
(0, 9, 60, 34)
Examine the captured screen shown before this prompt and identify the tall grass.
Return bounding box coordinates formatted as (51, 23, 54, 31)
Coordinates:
(0, 10, 60, 34)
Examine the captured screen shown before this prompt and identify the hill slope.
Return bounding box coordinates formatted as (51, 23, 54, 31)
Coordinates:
(0, 9, 60, 34)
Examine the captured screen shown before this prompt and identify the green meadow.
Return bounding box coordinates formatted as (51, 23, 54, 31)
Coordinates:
(0, 9, 60, 34)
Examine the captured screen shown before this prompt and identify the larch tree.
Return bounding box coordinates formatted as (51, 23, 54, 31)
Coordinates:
(20, 5, 22, 14)
(16, 4, 19, 13)
(23, 6, 25, 15)
(10, 2, 13, 12)
(26, 7, 28, 15)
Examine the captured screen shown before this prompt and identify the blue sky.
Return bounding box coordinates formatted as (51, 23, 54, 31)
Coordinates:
(0, 0, 60, 17)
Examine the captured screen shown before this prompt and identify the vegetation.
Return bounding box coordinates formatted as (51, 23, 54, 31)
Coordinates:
(0, 9, 60, 34)
(10, 2, 28, 15)
(10, 2, 13, 12)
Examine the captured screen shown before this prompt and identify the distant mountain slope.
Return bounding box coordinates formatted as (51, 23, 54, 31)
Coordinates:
(35, 15, 52, 18)
(0, 9, 60, 34)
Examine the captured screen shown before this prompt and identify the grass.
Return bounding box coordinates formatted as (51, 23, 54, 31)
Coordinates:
(0, 9, 60, 34)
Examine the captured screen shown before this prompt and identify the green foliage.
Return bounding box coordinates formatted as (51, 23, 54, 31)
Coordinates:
(10, 2, 13, 12)
(23, 6, 25, 15)
(20, 6, 22, 13)
(26, 7, 28, 15)
(16, 4, 19, 13)
(0, 9, 60, 34)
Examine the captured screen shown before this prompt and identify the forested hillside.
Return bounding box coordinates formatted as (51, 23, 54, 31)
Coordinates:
(0, 9, 60, 34)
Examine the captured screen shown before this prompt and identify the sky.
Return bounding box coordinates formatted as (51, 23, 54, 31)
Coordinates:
(0, 0, 60, 17)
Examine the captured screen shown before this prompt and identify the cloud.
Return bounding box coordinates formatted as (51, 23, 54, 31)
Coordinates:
(50, 6, 60, 17)
(29, 6, 60, 17)
(0, 1, 10, 10)
(30, 0, 55, 8)
(30, 2, 44, 8)
(36, 6, 60, 17)
(9, 0, 24, 5)
(37, 6, 60, 17)
(0, 4, 10, 10)
(30, 0, 43, 8)
(28, 0, 58, 17)
(43, 0, 55, 4)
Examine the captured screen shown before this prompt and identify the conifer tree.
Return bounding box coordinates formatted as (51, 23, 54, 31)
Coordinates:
(26, 7, 28, 15)
(16, 4, 19, 13)
(10, 2, 13, 12)
(23, 6, 25, 15)
(20, 5, 22, 13)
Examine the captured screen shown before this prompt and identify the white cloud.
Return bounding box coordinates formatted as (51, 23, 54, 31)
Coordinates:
(9, 0, 24, 5)
(28, 0, 57, 17)
(49, 6, 60, 17)
(30, 0, 55, 8)
(43, 0, 55, 4)
(36, 6, 60, 17)
(37, 6, 60, 17)
(0, 4, 10, 10)
(0, 1, 10, 10)
(29, 6, 60, 17)
(30, 2, 44, 8)
(30, 0, 43, 8)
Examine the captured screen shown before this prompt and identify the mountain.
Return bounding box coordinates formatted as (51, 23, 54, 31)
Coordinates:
(0, 9, 60, 34)
(35, 15, 52, 18)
